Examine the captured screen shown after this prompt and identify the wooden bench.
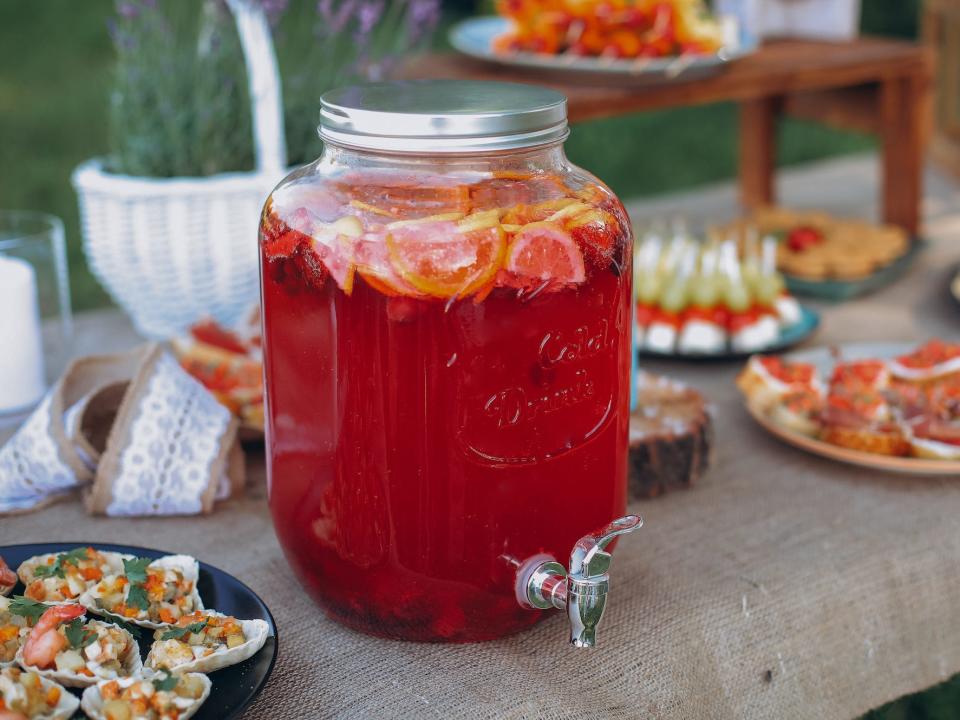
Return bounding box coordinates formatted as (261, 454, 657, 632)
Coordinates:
(404, 37, 934, 234)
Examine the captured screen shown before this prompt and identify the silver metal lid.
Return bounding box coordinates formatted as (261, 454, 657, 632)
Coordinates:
(319, 80, 568, 154)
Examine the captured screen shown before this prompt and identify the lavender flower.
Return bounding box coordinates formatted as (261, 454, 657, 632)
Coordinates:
(356, 0, 385, 36)
(107, 17, 138, 50)
(406, 0, 440, 45)
(117, 1, 140, 19)
(317, 0, 362, 36)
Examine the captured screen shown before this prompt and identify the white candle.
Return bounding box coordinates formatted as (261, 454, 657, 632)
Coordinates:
(0, 255, 46, 413)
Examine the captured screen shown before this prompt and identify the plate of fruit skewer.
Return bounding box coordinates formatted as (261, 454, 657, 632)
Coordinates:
(634, 228, 820, 359)
(737, 340, 960, 474)
(450, 0, 754, 82)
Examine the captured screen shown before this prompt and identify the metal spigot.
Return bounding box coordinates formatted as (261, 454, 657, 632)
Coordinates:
(516, 515, 642, 647)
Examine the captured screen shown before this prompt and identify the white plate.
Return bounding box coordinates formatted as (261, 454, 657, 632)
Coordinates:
(449, 16, 757, 83)
(745, 342, 960, 476)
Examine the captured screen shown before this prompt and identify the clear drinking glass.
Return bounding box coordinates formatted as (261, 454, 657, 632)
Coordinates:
(0, 211, 72, 424)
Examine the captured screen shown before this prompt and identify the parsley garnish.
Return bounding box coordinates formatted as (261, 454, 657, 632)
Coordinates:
(32, 563, 61, 579)
(152, 671, 178, 692)
(160, 620, 208, 641)
(9, 596, 48, 623)
(33, 547, 91, 579)
(122, 557, 152, 584)
(121, 557, 153, 612)
(65, 618, 98, 650)
(126, 583, 150, 611)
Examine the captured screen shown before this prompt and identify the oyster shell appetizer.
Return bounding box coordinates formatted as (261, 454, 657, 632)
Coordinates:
(0, 557, 16, 597)
(0, 597, 45, 669)
(0, 666, 79, 720)
(81, 672, 211, 720)
(145, 610, 269, 675)
(79, 555, 203, 629)
(18, 548, 131, 605)
(15, 605, 142, 688)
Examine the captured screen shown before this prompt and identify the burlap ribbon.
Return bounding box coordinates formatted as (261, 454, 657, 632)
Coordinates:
(0, 343, 244, 516)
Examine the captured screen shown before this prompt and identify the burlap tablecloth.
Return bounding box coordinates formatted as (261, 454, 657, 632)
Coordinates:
(2, 223, 959, 720)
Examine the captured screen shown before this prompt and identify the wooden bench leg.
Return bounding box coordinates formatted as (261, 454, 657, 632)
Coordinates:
(739, 97, 780, 213)
(880, 75, 928, 235)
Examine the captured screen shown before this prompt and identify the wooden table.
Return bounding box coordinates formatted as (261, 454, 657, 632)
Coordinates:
(404, 37, 934, 234)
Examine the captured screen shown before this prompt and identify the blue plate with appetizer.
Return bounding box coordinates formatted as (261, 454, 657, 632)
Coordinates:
(0, 543, 277, 720)
(450, 14, 755, 83)
(634, 228, 820, 360)
(723, 207, 921, 301)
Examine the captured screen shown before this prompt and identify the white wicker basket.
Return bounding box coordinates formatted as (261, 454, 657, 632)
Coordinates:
(72, 0, 288, 339)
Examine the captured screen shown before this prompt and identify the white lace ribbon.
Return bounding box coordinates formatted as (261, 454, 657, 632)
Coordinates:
(0, 394, 79, 513)
(0, 344, 242, 516)
(104, 354, 234, 516)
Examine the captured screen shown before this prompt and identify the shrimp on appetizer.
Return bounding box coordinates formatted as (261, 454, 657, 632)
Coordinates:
(0, 597, 50, 669)
(16, 605, 141, 688)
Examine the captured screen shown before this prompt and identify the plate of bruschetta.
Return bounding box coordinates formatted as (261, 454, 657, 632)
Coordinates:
(0, 544, 277, 719)
(737, 339, 960, 475)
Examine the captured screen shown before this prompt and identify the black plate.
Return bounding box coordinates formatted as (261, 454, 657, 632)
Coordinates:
(0, 542, 278, 720)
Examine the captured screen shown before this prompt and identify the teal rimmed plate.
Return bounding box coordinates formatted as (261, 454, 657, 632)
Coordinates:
(784, 239, 925, 301)
(639, 305, 820, 361)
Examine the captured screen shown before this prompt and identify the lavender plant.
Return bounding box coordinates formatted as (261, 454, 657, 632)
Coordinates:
(106, 0, 441, 177)
(276, 0, 442, 165)
(107, 0, 254, 177)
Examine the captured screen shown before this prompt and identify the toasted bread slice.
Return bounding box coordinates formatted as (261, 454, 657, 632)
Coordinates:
(737, 355, 823, 414)
(820, 424, 910, 456)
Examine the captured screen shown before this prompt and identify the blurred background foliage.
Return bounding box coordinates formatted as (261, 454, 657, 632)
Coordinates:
(0, 0, 922, 312)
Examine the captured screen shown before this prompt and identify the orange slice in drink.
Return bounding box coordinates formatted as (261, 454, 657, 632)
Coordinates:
(355, 233, 424, 297)
(501, 198, 581, 226)
(506, 222, 586, 284)
(386, 212, 506, 299)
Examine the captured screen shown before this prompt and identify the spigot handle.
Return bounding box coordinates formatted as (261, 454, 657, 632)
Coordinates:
(569, 514, 643, 579)
(515, 514, 643, 648)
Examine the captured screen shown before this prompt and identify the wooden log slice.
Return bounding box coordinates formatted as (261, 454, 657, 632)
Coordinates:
(629, 372, 714, 499)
